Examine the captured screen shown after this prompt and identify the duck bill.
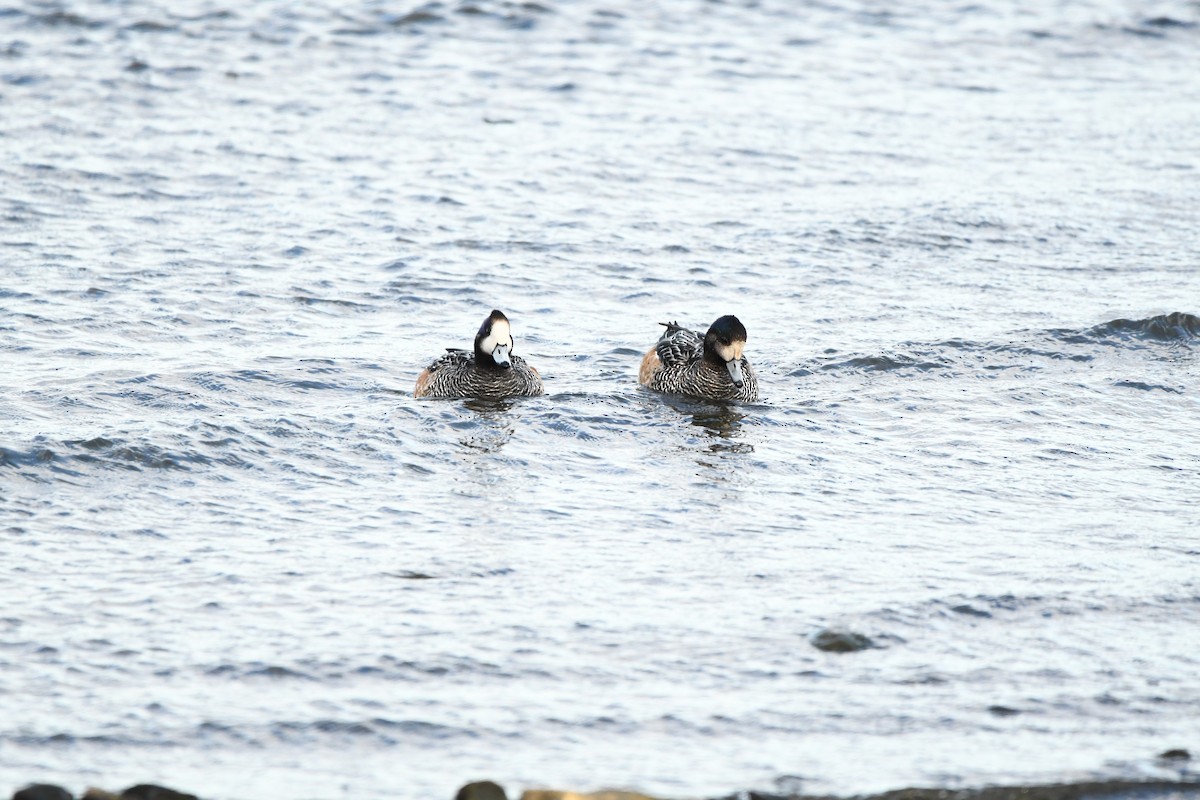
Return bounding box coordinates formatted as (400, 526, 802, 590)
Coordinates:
(725, 358, 744, 388)
(492, 344, 512, 369)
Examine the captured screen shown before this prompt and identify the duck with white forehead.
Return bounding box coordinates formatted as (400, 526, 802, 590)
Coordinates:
(638, 315, 759, 402)
(414, 309, 544, 399)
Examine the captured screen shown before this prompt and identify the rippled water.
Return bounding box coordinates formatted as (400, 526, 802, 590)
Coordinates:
(3, 1, 1200, 798)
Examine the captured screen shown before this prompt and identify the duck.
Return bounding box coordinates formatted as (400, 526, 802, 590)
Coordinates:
(639, 314, 759, 401)
(414, 309, 544, 399)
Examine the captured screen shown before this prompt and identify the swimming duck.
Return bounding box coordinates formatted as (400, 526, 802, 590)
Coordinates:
(414, 309, 544, 399)
(639, 315, 759, 401)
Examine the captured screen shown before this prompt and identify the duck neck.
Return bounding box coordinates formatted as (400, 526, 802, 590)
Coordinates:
(474, 343, 510, 371)
(701, 341, 728, 370)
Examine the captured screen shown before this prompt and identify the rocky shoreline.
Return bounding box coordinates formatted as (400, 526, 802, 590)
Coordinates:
(9, 778, 1200, 800)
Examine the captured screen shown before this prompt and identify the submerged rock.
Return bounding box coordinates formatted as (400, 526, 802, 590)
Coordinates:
(78, 788, 195, 800)
(13, 785, 73, 800)
(457, 782, 508, 800)
(809, 628, 874, 653)
(521, 792, 661, 800)
(119, 787, 198, 800)
(81, 789, 119, 800)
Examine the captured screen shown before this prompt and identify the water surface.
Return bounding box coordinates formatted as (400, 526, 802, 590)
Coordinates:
(2, 1, 1199, 798)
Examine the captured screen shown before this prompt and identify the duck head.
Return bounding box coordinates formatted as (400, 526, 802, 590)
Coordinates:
(703, 314, 748, 388)
(475, 309, 515, 370)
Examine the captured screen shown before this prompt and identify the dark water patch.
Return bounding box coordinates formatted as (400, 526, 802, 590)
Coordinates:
(882, 593, 1200, 635)
(206, 653, 549, 684)
(984, 342, 1094, 364)
(950, 217, 1008, 230)
(544, 714, 633, 733)
(1043, 316, 1199, 353)
(98, 385, 210, 412)
(1116, 25, 1167, 39)
(57, 437, 229, 472)
(124, 20, 177, 33)
(197, 719, 259, 745)
(284, 378, 342, 391)
(267, 717, 477, 744)
(292, 294, 374, 311)
(454, 1, 547, 31)
(8, 732, 160, 746)
(809, 333, 1127, 380)
(271, 719, 368, 738)
(1114, 381, 1181, 393)
(0, 445, 58, 468)
(819, 354, 949, 373)
(190, 372, 232, 393)
(332, 22, 389, 37)
(1144, 17, 1196, 30)
(1090, 313, 1200, 342)
(389, 9, 446, 27)
(4, 73, 46, 87)
(213, 663, 317, 680)
(371, 717, 479, 738)
(1026, 29, 1066, 40)
(231, 368, 282, 385)
(946, 593, 1050, 616)
(897, 672, 949, 686)
(508, 238, 576, 253)
(537, 411, 599, 441)
(27, 11, 106, 29)
(385, 290, 447, 305)
(384, 570, 436, 580)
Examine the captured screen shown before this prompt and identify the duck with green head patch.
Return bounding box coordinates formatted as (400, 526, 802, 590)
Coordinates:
(414, 309, 544, 399)
(639, 314, 759, 401)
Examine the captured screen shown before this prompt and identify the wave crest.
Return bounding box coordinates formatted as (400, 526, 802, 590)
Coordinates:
(1091, 312, 1200, 341)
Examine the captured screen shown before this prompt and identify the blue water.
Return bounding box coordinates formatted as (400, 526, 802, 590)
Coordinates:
(2, 1, 1199, 798)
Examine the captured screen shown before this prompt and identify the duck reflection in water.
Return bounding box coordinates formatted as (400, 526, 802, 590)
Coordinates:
(463, 397, 515, 415)
(663, 396, 755, 455)
(692, 404, 755, 454)
(457, 398, 515, 453)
